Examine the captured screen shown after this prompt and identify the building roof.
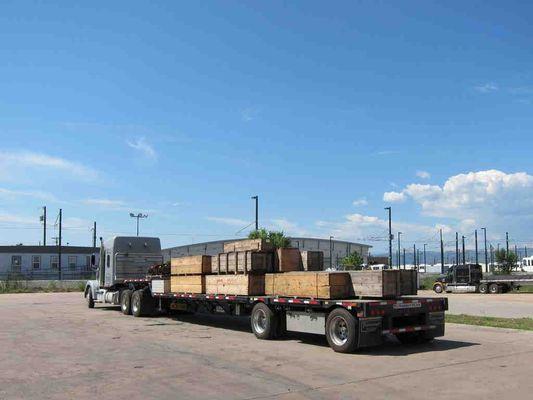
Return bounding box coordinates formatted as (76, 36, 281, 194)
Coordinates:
(0, 245, 98, 254)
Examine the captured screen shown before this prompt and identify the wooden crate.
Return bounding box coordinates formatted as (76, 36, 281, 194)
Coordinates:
(151, 279, 170, 294)
(223, 239, 274, 253)
(399, 270, 418, 295)
(170, 275, 205, 294)
(265, 272, 351, 299)
(205, 274, 265, 296)
(275, 248, 302, 272)
(227, 251, 273, 273)
(300, 251, 324, 271)
(171, 255, 211, 275)
(347, 270, 400, 298)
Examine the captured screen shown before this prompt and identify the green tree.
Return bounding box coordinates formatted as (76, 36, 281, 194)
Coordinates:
(248, 229, 291, 248)
(340, 251, 364, 271)
(494, 249, 518, 274)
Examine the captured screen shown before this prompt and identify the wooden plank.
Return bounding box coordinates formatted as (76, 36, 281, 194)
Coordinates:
(275, 248, 302, 272)
(225, 251, 273, 273)
(170, 275, 205, 293)
(347, 270, 400, 298)
(223, 239, 274, 253)
(211, 254, 219, 273)
(205, 274, 265, 295)
(399, 270, 418, 295)
(265, 272, 351, 299)
(300, 251, 323, 271)
(171, 255, 211, 275)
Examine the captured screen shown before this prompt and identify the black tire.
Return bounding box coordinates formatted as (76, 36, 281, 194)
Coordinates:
(121, 289, 133, 315)
(251, 303, 278, 340)
(433, 283, 443, 294)
(131, 290, 144, 317)
(325, 308, 358, 353)
(86, 289, 94, 309)
(489, 283, 500, 294)
(479, 283, 488, 294)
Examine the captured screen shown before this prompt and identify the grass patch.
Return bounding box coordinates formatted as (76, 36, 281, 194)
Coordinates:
(0, 280, 85, 294)
(447, 314, 533, 331)
(517, 285, 533, 293)
(419, 275, 439, 290)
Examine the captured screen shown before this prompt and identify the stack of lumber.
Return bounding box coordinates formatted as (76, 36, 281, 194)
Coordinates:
(265, 271, 351, 299)
(275, 248, 302, 272)
(211, 251, 273, 274)
(170, 255, 211, 293)
(347, 269, 417, 298)
(205, 274, 265, 296)
(223, 238, 274, 253)
(300, 251, 324, 271)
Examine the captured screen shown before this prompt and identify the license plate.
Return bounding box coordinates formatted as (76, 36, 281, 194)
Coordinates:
(393, 302, 421, 309)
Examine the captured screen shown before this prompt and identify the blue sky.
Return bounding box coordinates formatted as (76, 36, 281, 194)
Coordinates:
(1, 1, 532, 254)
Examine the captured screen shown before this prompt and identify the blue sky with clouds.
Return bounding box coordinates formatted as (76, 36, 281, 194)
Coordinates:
(1, 1, 532, 253)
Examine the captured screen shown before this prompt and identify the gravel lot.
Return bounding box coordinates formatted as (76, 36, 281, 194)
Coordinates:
(1, 292, 533, 400)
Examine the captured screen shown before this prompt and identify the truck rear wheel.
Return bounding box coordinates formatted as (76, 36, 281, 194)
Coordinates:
(121, 289, 133, 315)
(131, 290, 154, 317)
(479, 283, 488, 294)
(326, 308, 358, 353)
(489, 283, 500, 294)
(251, 303, 278, 340)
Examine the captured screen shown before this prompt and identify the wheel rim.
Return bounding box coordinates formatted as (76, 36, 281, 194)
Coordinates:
(122, 300, 127, 311)
(132, 296, 139, 313)
(252, 309, 267, 334)
(435, 285, 442, 293)
(329, 316, 349, 347)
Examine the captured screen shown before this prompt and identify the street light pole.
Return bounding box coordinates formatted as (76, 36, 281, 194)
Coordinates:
(440, 229, 445, 274)
(482, 228, 488, 273)
(384, 207, 392, 268)
(462, 235, 466, 265)
(397, 232, 402, 269)
(423, 243, 427, 270)
(329, 236, 334, 269)
(130, 213, 148, 236)
(474, 229, 479, 265)
(251, 196, 259, 231)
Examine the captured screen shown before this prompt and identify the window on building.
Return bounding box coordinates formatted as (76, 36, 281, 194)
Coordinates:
(50, 255, 58, 269)
(68, 256, 77, 269)
(32, 255, 41, 269)
(11, 256, 22, 271)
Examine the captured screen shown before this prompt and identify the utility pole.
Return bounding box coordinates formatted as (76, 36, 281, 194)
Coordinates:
(482, 228, 488, 273)
(329, 236, 334, 269)
(525, 246, 528, 258)
(403, 248, 406, 269)
(92, 222, 97, 248)
(462, 235, 466, 265)
(130, 213, 148, 236)
(440, 229, 445, 274)
(385, 207, 392, 268)
(251, 196, 259, 230)
(413, 244, 417, 270)
(490, 244, 494, 271)
(397, 232, 402, 269)
(474, 229, 478, 265)
(506, 232, 509, 255)
(58, 208, 62, 280)
(41, 206, 47, 246)
(455, 232, 459, 266)
(423, 243, 427, 270)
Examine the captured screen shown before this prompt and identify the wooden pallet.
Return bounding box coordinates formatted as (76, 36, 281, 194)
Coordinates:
(171, 255, 211, 275)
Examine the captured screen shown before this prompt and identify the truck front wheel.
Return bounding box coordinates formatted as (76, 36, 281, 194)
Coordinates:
(86, 289, 94, 309)
(326, 308, 358, 353)
(121, 290, 133, 315)
(433, 283, 443, 294)
(251, 303, 278, 340)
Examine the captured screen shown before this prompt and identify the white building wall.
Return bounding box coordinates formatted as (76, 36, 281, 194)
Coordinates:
(0, 252, 99, 276)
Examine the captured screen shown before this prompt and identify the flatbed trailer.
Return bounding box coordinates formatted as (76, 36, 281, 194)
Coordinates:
(479, 274, 533, 294)
(119, 278, 448, 353)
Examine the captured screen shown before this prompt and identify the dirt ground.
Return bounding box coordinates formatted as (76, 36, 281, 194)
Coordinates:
(418, 289, 533, 318)
(1, 292, 533, 400)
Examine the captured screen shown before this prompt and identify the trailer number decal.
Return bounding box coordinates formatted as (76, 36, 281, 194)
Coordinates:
(393, 302, 421, 309)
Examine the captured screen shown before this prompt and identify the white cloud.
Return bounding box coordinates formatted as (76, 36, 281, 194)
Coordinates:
(383, 191, 405, 202)
(0, 212, 38, 226)
(126, 137, 156, 159)
(240, 107, 259, 122)
(0, 150, 99, 181)
(83, 198, 128, 209)
(206, 216, 250, 227)
(416, 170, 431, 179)
(474, 82, 498, 93)
(0, 188, 57, 202)
(269, 218, 308, 236)
(385, 170, 533, 234)
(352, 198, 368, 207)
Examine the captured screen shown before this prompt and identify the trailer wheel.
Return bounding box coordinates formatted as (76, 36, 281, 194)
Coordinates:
(489, 283, 500, 294)
(86, 289, 94, 309)
(326, 308, 358, 353)
(121, 289, 133, 315)
(251, 303, 278, 340)
(433, 283, 443, 294)
(479, 283, 488, 294)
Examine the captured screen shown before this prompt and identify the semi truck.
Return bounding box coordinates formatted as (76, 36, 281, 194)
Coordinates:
(432, 263, 533, 294)
(85, 236, 448, 353)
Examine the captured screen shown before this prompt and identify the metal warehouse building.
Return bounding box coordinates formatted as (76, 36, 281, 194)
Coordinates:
(164, 237, 371, 269)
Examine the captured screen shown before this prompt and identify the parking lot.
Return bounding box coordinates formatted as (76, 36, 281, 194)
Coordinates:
(1, 292, 533, 400)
